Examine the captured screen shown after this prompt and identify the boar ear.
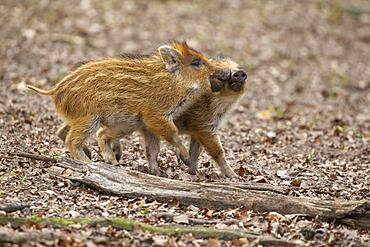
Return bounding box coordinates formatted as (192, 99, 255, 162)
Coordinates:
(158, 45, 181, 73)
(215, 53, 227, 60)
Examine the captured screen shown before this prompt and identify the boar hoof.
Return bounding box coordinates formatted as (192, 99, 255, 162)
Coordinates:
(149, 168, 161, 176)
(187, 167, 197, 175)
(83, 146, 92, 160)
(112, 143, 122, 162)
(111, 159, 119, 166)
(175, 149, 191, 167)
(224, 169, 238, 179)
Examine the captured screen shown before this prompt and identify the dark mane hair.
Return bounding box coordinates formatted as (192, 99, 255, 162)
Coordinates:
(69, 52, 152, 72)
(69, 60, 92, 72)
(118, 53, 152, 59)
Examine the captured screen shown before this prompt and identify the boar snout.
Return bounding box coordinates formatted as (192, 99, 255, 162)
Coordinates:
(229, 69, 247, 91)
(210, 69, 231, 92)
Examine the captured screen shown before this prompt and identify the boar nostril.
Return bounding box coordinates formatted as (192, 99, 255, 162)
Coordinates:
(233, 70, 247, 81)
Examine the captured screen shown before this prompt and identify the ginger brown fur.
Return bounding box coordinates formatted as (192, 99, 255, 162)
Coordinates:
(28, 41, 217, 165)
(95, 57, 247, 177)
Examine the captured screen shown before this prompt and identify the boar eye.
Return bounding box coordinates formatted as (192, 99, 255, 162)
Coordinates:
(190, 59, 202, 68)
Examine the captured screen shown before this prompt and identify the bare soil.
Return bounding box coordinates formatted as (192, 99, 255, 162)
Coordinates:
(0, 0, 369, 246)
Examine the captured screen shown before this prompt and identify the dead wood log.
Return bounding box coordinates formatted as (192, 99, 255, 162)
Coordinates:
(0, 203, 29, 213)
(16, 153, 370, 229)
(338, 212, 370, 229)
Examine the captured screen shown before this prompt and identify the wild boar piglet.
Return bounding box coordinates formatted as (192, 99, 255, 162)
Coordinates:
(28, 41, 220, 166)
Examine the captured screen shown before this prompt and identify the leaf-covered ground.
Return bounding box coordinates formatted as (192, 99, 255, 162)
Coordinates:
(0, 0, 369, 246)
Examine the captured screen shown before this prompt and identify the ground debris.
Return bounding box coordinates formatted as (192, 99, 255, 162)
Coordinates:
(1, 0, 369, 246)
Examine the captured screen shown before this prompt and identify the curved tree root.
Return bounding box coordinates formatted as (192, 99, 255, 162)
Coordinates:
(0, 216, 298, 246)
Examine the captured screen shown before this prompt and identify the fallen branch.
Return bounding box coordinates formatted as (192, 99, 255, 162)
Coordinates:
(0, 227, 61, 244)
(0, 216, 256, 241)
(13, 151, 58, 163)
(338, 212, 370, 229)
(0, 203, 29, 213)
(157, 212, 240, 226)
(16, 152, 370, 229)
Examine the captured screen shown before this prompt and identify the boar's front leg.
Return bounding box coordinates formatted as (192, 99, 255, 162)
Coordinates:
(111, 139, 122, 162)
(141, 128, 161, 176)
(184, 137, 203, 174)
(194, 131, 237, 178)
(142, 114, 191, 167)
(175, 137, 203, 173)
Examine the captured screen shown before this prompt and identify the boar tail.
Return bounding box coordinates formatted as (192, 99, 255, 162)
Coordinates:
(27, 85, 55, 96)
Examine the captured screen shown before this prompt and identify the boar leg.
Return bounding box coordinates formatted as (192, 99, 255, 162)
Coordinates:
(56, 122, 70, 141)
(174, 137, 202, 173)
(142, 115, 191, 167)
(187, 137, 204, 174)
(57, 123, 92, 159)
(195, 132, 237, 178)
(141, 128, 161, 176)
(65, 119, 92, 163)
(96, 127, 119, 165)
(111, 139, 122, 162)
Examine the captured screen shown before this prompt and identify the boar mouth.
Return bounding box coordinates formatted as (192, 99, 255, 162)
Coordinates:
(229, 81, 243, 91)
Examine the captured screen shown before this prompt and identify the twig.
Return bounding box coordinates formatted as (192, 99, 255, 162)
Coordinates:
(12, 152, 58, 163)
(157, 212, 239, 225)
(255, 236, 299, 247)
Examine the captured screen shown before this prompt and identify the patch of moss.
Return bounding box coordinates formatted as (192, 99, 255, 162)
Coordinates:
(48, 217, 77, 226)
(109, 217, 135, 231)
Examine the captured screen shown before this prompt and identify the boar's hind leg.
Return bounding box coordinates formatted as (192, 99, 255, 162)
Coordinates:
(56, 122, 70, 141)
(141, 128, 161, 176)
(57, 123, 92, 159)
(111, 139, 122, 162)
(65, 119, 92, 163)
(96, 127, 119, 165)
(142, 115, 191, 167)
(195, 132, 237, 178)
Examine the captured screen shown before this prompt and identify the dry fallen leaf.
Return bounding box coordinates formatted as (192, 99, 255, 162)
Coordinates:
(62, 168, 73, 177)
(256, 110, 273, 119)
(152, 236, 168, 246)
(205, 209, 214, 218)
(235, 207, 250, 221)
(276, 170, 289, 180)
(167, 198, 179, 208)
(253, 176, 268, 183)
(266, 212, 286, 222)
(291, 178, 302, 187)
(173, 214, 189, 224)
(231, 238, 249, 246)
(207, 238, 221, 247)
(188, 205, 199, 213)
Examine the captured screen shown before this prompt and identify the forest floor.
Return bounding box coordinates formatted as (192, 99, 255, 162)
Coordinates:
(0, 0, 369, 246)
